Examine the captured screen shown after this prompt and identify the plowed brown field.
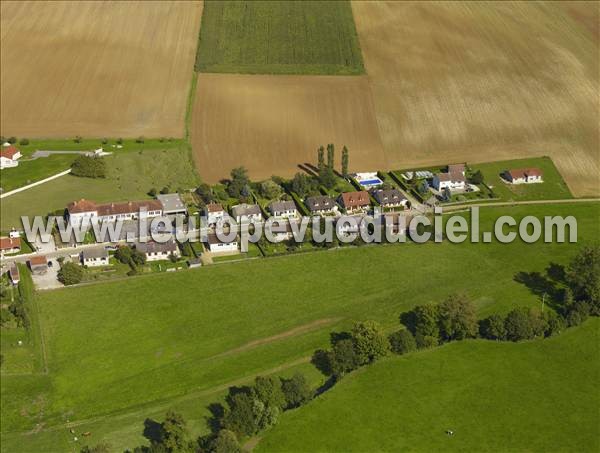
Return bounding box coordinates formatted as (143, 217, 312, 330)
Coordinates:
(0, 1, 203, 138)
(352, 1, 599, 196)
(191, 74, 386, 182)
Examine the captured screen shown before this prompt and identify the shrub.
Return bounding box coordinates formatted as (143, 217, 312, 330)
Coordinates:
(57, 262, 84, 286)
(479, 313, 506, 340)
(74, 135, 82, 143)
(437, 293, 478, 341)
(351, 320, 390, 364)
(389, 329, 417, 354)
(504, 308, 534, 341)
(135, 136, 145, 143)
(148, 188, 157, 197)
(71, 155, 106, 178)
(19, 138, 29, 146)
(281, 373, 312, 409)
(208, 430, 241, 453)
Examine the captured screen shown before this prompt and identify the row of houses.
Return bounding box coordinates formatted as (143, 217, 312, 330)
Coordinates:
(431, 163, 544, 192)
(81, 239, 181, 267)
(205, 188, 409, 225)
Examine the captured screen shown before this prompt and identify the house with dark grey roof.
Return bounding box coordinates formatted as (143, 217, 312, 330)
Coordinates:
(373, 189, 408, 209)
(135, 239, 180, 262)
(268, 200, 297, 219)
(82, 247, 109, 267)
(305, 196, 337, 215)
(206, 234, 238, 253)
(231, 203, 262, 223)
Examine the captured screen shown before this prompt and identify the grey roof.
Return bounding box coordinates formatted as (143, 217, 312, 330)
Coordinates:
(207, 233, 237, 245)
(135, 239, 177, 254)
(305, 196, 335, 212)
(231, 203, 261, 218)
(374, 189, 406, 205)
(269, 200, 296, 213)
(157, 193, 187, 214)
(82, 247, 109, 260)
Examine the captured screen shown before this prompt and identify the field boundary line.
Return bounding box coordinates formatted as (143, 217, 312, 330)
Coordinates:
(0, 169, 71, 199)
(6, 356, 312, 436)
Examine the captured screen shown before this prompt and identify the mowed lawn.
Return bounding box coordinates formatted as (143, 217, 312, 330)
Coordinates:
(258, 319, 600, 453)
(473, 157, 573, 201)
(0, 155, 75, 193)
(0, 145, 199, 230)
(196, 0, 364, 74)
(1, 203, 597, 451)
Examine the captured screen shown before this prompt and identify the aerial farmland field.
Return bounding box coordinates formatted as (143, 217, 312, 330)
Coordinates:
(191, 74, 385, 182)
(352, 1, 600, 196)
(195, 0, 364, 75)
(0, 0, 202, 138)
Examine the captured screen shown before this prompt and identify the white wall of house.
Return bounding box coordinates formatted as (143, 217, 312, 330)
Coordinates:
(271, 209, 297, 219)
(144, 249, 179, 262)
(69, 211, 98, 226)
(83, 256, 109, 267)
(207, 211, 226, 225)
(432, 177, 466, 191)
(208, 242, 238, 253)
(0, 156, 19, 169)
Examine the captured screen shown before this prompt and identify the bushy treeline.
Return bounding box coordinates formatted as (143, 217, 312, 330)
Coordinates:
(71, 155, 106, 178)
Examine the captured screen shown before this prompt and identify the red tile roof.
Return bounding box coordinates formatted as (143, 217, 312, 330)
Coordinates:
(340, 191, 370, 208)
(508, 168, 543, 179)
(29, 255, 47, 266)
(67, 199, 98, 213)
(0, 236, 21, 251)
(1, 146, 20, 160)
(206, 203, 224, 213)
(96, 200, 162, 216)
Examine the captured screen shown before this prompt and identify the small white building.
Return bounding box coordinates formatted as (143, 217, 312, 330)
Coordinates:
(0, 146, 21, 169)
(432, 172, 466, 191)
(269, 200, 298, 219)
(206, 234, 238, 253)
(82, 247, 110, 267)
(205, 203, 226, 225)
(136, 240, 180, 262)
(504, 168, 543, 184)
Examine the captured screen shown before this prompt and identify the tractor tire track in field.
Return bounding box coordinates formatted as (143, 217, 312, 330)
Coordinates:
(12, 318, 343, 436)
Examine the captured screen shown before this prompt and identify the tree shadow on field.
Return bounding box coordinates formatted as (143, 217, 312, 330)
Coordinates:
(205, 402, 225, 434)
(399, 310, 417, 334)
(329, 331, 351, 346)
(546, 262, 566, 283)
(514, 271, 562, 310)
(299, 163, 318, 177)
(143, 418, 162, 443)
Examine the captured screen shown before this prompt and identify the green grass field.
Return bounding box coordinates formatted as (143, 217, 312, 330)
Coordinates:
(258, 319, 599, 452)
(0, 203, 597, 451)
(0, 155, 76, 193)
(473, 157, 574, 202)
(195, 0, 365, 74)
(0, 144, 200, 230)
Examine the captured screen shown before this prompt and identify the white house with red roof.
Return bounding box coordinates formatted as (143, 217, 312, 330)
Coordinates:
(0, 146, 21, 169)
(503, 168, 543, 184)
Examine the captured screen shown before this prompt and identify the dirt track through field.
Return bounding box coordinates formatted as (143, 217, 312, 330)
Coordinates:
(352, 1, 600, 196)
(191, 73, 386, 182)
(0, 1, 203, 138)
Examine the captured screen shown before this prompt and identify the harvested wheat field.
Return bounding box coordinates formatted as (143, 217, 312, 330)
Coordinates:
(0, 0, 202, 138)
(191, 74, 386, 182)
(352, 1, 600, 196)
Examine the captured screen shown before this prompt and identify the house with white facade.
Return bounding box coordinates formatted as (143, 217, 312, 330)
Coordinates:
(305, 196, 337, 215)
(205, 203, 226, 225)
(67, 199, 162, 226)
(373, 189, 408, 209)
(267, 220, 296, 242)
(0, 146, 21, 169)
(82, 247, 110, 267)
(135, 240, 180, 262)
(432, 172, 466, 191)
(339, 191, 370, 214)
(269, 200, 298, 219)
(231, 203, 262, 223)
(503, 168, 544, 184)
(206, 234, 238, 253)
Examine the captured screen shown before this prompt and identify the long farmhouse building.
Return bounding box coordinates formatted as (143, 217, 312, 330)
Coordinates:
(67, 199, 163, 226)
